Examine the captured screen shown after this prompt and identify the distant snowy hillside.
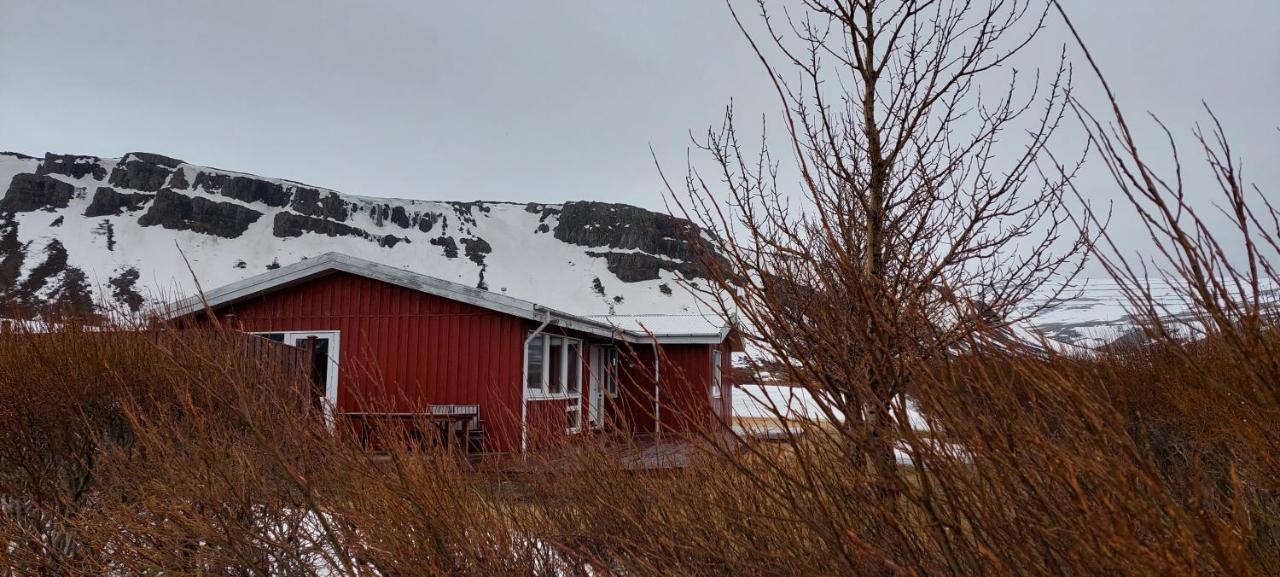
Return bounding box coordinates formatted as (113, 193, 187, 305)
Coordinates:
(3, 150, 1270, 349)
(1018, 280, 1279, 348)
(0, 151, 722, 320)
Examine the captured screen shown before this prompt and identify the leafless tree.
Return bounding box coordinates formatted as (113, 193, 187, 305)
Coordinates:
(665, 0, 1090, 483)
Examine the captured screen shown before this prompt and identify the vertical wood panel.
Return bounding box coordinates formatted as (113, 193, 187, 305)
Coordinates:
(213, 271, 728, 452)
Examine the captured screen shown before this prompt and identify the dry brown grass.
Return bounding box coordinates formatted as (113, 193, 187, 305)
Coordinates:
(0, 316, 1274, 576)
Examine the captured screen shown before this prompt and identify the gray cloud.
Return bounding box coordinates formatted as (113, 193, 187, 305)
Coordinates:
(1, 0, 1276, 273)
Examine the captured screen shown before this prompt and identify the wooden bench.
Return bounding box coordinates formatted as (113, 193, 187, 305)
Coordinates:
(344, 405, 483, 453)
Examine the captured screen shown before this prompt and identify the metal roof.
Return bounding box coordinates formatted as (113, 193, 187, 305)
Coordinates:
(163, 252, 730, 345)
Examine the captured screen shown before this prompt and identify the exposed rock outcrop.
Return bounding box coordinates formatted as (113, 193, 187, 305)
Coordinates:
(430, 236, 459, 259)
(0, 174, 76, 213)
(83, 187, 153, 217)
(584, 250, 708, 283)
(0, 216, 23, 296)
(12, 240, 95, 319)
(193, 172, 291, 207)
(127, 152, 184, 168)
(390, 206, 411, 228)
(417, 213, 440, 233)
(555, 202, 704, 259)
(167, 168, 189, 189)
(273, 211, 367, 239)
(36, 153, 106, 180)
(291, 187, 349, 221)
(460, 237, 491, 266)
(138, 189, 263, 238)
(108, 152, 182, 192)
(555, 201, 723, 281)
(108, 267, 145, 312)
(450, 201, 489, 227)
(379, 235, 408, 248)
(94, 221, 116, 251)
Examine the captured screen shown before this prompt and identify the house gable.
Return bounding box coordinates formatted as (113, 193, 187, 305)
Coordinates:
(166, 252, 730, 345)
(210, 270, 531, 450)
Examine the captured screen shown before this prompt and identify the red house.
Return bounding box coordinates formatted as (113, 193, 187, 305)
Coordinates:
(170, 252, 736, 453)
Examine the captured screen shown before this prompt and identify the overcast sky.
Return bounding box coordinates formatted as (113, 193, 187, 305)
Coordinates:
(1, 1, 1277, 271)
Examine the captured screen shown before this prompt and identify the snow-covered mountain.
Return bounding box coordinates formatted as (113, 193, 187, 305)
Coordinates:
(3, 150, 1270, 348)
(0, 151, 721, 320)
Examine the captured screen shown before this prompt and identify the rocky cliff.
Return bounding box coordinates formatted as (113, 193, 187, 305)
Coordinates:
(0, 151, 724, 320)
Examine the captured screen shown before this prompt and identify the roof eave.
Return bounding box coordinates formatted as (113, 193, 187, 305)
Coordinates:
(161, 252, 733, 345)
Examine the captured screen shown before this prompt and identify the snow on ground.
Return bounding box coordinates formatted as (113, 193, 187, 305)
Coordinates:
(732, 384, 929, 431)
(731, 384, 968, 465)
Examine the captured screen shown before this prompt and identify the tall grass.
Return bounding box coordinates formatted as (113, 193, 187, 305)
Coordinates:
(0, 299, 1275, 575)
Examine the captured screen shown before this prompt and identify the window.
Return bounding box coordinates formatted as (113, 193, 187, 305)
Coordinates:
(526, 332, 583, 400)
(548, 337, 564, 394)
(567, 341, 581, 395)
(602, 347, 619, 397)
(526, 334, 545, 392)
(711, 349, 723, 399)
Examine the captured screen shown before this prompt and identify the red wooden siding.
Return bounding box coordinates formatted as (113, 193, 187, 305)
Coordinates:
(202, 270, 733, 453)
(611, 342, 732, 436)
(211, 271, 527, 452)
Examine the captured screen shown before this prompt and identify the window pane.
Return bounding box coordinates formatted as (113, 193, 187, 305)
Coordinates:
(296, 337, 330, 411)
(526, 334, 544, 390)
(548, 337, 563, 394)
(567, 341, 581, 395)
(712, 350, 723, 398)
(605, 348, 618, 396)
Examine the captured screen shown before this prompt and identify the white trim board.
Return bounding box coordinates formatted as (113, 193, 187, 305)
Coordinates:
(163, 252, 731, 345)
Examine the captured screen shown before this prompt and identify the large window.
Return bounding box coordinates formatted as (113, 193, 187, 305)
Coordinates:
(711, 349, 723, 399)
(526, 332, 583, 400)
(526, 334, 545, 392)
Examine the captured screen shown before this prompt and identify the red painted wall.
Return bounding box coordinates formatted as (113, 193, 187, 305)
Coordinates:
(204, 270, 733, 452)
(611, 342, 733, 436)
(210, 271, 528, 452)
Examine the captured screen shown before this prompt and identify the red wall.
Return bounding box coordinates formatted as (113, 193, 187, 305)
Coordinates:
(210, 271, 528, 452)
(612, 342, 733, 436)
(205, 270, 733, 452)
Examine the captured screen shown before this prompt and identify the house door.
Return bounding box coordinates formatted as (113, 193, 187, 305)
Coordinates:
(256, 331, 341, 424)
(587, 345, 615, 429)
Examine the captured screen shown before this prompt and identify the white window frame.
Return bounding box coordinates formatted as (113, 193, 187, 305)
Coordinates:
(602, 346, 619, 397)
(525, 331, 584, 402)
(525, 333, 547, 394)
(711, 348, 723, 399)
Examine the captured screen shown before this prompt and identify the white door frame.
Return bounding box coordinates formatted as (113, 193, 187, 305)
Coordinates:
(252, 330, 341, 425)
(587, 344, 611, 429)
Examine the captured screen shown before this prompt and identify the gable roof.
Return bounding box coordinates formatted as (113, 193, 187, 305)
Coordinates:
(164, 252, 731, 345)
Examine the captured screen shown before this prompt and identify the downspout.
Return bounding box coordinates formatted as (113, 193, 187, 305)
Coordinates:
(521, 308, 553, 454)
(652, 335, 661, 436)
